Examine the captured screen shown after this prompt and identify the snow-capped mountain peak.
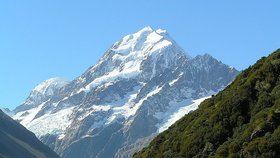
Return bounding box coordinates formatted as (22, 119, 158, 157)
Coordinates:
(14, 77, 69, 113)
(32, 77, 69, 95)
(111, 26, 179, 56)
(75, 27, 191, 94)
(12, 27, 239, 158)
(27, 77, 69, 103)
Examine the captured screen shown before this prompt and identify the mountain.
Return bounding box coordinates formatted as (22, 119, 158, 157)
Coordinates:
(14, 78, 69, 114)
(0, 108, 13, 117)
(0, 109, 60, 158)
(134, 49, 280, 158)
(12, 26, 238, 158)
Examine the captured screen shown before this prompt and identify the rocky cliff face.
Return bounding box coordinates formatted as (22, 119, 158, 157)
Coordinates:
(13, 27, 239, 158)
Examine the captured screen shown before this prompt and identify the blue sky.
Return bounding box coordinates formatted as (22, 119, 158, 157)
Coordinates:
(1, 1, 279, 109)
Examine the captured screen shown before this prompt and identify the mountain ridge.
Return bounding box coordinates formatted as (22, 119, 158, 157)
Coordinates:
(12, 27, 239, 158)
(134, 49, 280, 158)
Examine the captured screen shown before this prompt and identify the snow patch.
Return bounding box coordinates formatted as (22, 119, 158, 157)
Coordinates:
(156, 96, 211, 133)
(77, 105, 111, 121)
(106, 85, 163, 125)
(128, 86, 163, 117)
(169, 78, 180, 86)
(26, 107, 75, 137)
(106, 88, 141, 124)
(77, 66, 141, 93)
(13, 102, 46, 126)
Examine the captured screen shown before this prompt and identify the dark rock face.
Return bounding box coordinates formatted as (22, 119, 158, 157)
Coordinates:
(0, 110, 60, 158)
(13, 27, 239, 158)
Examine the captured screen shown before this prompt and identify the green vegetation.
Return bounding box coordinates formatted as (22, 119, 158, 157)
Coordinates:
(134, 49, 280, 158)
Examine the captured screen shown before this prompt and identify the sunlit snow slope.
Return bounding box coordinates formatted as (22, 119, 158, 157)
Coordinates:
(12, 27, 239, 158)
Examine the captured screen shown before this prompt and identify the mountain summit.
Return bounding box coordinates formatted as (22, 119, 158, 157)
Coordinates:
(12, 27, 238, 158)
(14, 78, 69, 114)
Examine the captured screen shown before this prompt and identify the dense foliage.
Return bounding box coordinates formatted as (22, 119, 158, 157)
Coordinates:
(134, 49, 280, 158)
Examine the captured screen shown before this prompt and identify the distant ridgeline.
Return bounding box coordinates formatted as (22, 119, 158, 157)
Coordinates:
(0, 109, 60, 158)
(134, 49, 280, 158)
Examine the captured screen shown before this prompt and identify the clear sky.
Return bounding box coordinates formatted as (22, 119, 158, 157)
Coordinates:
(1, 1, 280, 109)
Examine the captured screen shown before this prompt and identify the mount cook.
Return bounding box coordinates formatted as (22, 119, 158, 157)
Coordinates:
(12, 27, 239, 158)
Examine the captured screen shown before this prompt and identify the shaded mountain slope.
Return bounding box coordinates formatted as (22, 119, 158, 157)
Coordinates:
(0, 110, 60, 158)
(134, 49, 280, 158)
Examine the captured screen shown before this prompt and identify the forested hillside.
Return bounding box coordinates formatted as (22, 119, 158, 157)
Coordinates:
(134, 49, 280, 158)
